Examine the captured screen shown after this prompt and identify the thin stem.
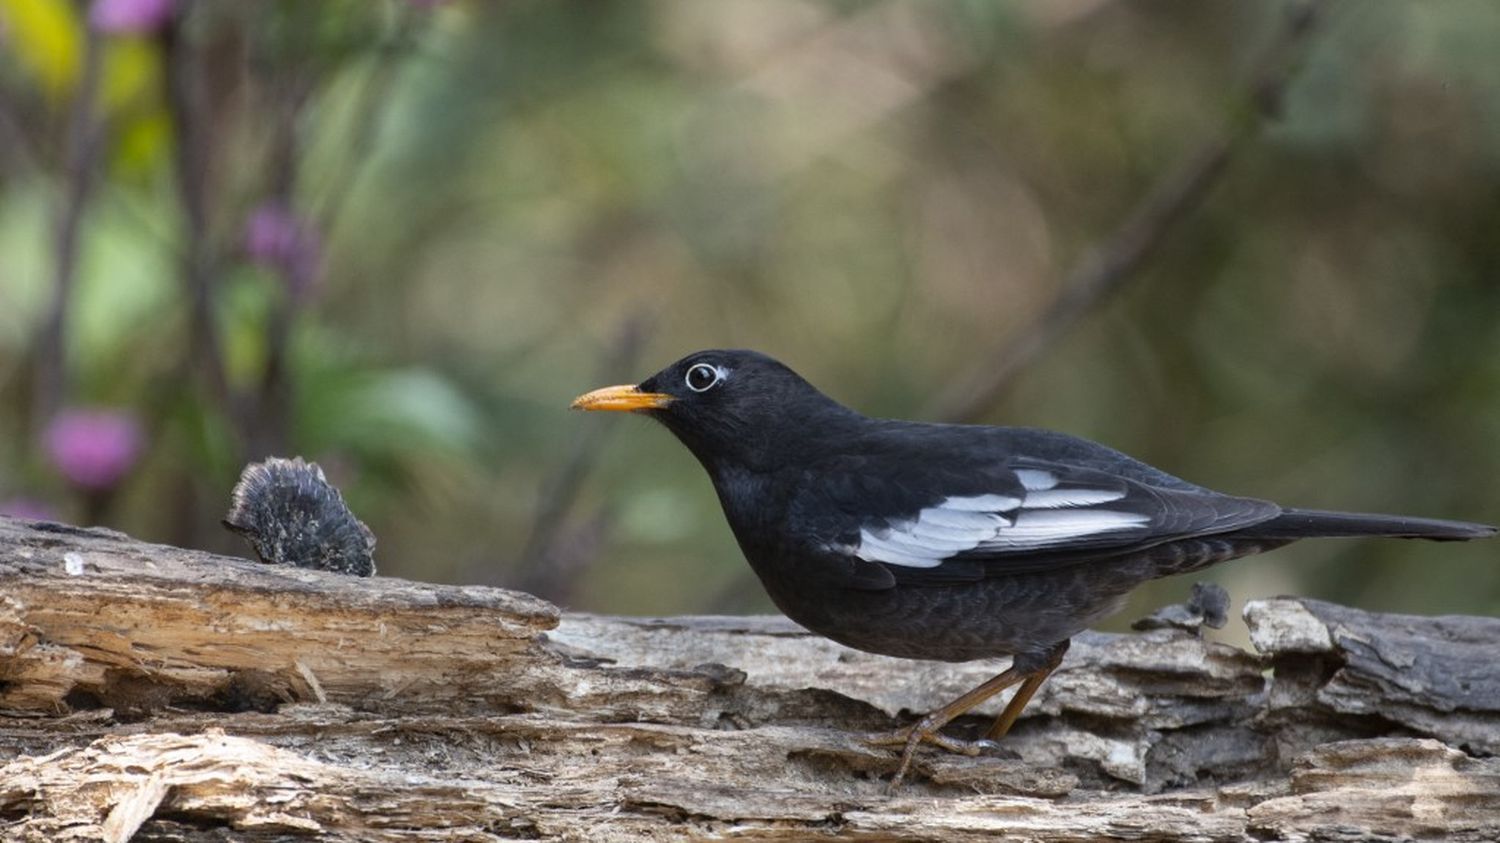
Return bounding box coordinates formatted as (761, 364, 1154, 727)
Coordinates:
(926, 1, 1326, 424)
(248, 78, 313, 461)
(160, 14, 239, 448)
(33, 26, 107, 430)
(311, 24, 421, 231)
(509, 313, 653, 599)
(0, 85, 45, 177)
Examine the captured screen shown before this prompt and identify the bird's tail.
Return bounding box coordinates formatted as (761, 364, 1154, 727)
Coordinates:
(1242, 508, 1497, 542)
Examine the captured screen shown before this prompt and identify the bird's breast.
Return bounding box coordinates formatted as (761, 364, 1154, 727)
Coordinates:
(708, 465, 782, 552)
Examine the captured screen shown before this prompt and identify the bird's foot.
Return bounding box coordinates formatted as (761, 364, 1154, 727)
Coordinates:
(864, 721, 999, 790)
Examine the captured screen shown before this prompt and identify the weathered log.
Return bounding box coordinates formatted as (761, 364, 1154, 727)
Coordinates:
(2, 516, 1498, 841)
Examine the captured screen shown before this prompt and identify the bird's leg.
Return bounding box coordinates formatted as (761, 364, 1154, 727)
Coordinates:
(866, 664, 1029, 788)
(982, 670, 1051, 741)
(985, 639, 1069, 740)
(867, 640, 1071, 789)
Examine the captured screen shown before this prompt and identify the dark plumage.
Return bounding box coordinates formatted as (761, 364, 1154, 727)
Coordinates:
(223, 457, 376, 577)
(572, 349, 1495, 786)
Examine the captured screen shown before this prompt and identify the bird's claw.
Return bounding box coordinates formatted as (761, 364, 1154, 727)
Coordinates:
(863, 725, 1002, 790)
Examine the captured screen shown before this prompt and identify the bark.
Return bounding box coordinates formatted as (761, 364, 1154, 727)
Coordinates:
(1, 516, 1498, 842)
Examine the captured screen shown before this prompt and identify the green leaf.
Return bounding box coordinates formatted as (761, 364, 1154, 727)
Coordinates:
(298, 365, 483, 459)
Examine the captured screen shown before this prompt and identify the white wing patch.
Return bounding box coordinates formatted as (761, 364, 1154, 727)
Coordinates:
(1014, 468, 1127, 508)
(1022, 488, 1128, 508)
(984, 509, 1150, 548)
(1015, 469, 1058, 491)
(852, 473, 1150, 569)
(940, 493, 1023, 511)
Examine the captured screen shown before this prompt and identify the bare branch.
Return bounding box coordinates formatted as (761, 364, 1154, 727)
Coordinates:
(508, 312, 653, 600)
(33, 28, 107, 429)
(0, 84, 45, 177)
(159, 13, 238, 442)
(310, 13, 429, 231)
(927, 2, 1325, 424)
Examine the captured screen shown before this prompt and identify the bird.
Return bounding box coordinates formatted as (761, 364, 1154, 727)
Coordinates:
(570, 349, 1496, 787)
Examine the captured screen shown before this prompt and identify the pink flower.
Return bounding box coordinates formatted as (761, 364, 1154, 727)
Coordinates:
(89, 0, 174, 35)
(45, 409, 144, 491)
(0, 498, 57, 521)
(244, 202, 323, 297)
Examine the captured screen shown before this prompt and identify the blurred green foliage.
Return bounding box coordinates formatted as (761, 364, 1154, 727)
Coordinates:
(1, 1, 1497, 631)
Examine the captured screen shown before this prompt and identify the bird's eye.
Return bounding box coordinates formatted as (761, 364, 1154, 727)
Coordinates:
(684, 363, 723, 393)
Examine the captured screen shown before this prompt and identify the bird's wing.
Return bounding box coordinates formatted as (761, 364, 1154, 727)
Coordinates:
(794, 457, 1280, 589)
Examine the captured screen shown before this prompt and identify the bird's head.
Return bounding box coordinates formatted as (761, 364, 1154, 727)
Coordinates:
(571, 349, 854, 471)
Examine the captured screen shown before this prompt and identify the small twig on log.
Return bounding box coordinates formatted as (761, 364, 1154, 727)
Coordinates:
(927, 2, 1326, 424)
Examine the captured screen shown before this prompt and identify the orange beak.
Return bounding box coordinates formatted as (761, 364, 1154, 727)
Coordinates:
(569, 384, 674, 412)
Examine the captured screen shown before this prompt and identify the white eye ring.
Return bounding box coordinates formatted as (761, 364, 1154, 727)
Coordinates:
(684, 363, 724, 393)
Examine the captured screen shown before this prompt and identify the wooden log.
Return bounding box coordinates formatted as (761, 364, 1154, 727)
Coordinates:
(2, 515, 1498, 841)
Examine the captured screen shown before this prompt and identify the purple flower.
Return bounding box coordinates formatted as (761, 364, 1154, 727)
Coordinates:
(0, 497, 57, 522)
(89, 0, 174, 35)
(45, 409, 144, 491)
(244, 202, 323, 298)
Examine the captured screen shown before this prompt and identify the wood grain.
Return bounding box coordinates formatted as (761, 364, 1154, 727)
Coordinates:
(2, 516, 1497, 841)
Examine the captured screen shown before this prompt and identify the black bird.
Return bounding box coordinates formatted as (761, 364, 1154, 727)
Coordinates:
(571, 349, 1496, 786)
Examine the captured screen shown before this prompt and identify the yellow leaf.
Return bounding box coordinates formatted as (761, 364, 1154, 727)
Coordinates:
(0, 0, 83, 99)
(113, 110, 169, 176)
(101, 37, 161, 113)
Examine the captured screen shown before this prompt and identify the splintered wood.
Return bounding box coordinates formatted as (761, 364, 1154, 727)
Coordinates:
(2, 517, 1498, 841)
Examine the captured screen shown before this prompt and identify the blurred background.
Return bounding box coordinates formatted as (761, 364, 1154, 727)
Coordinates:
(1, 0, 1497, 632)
